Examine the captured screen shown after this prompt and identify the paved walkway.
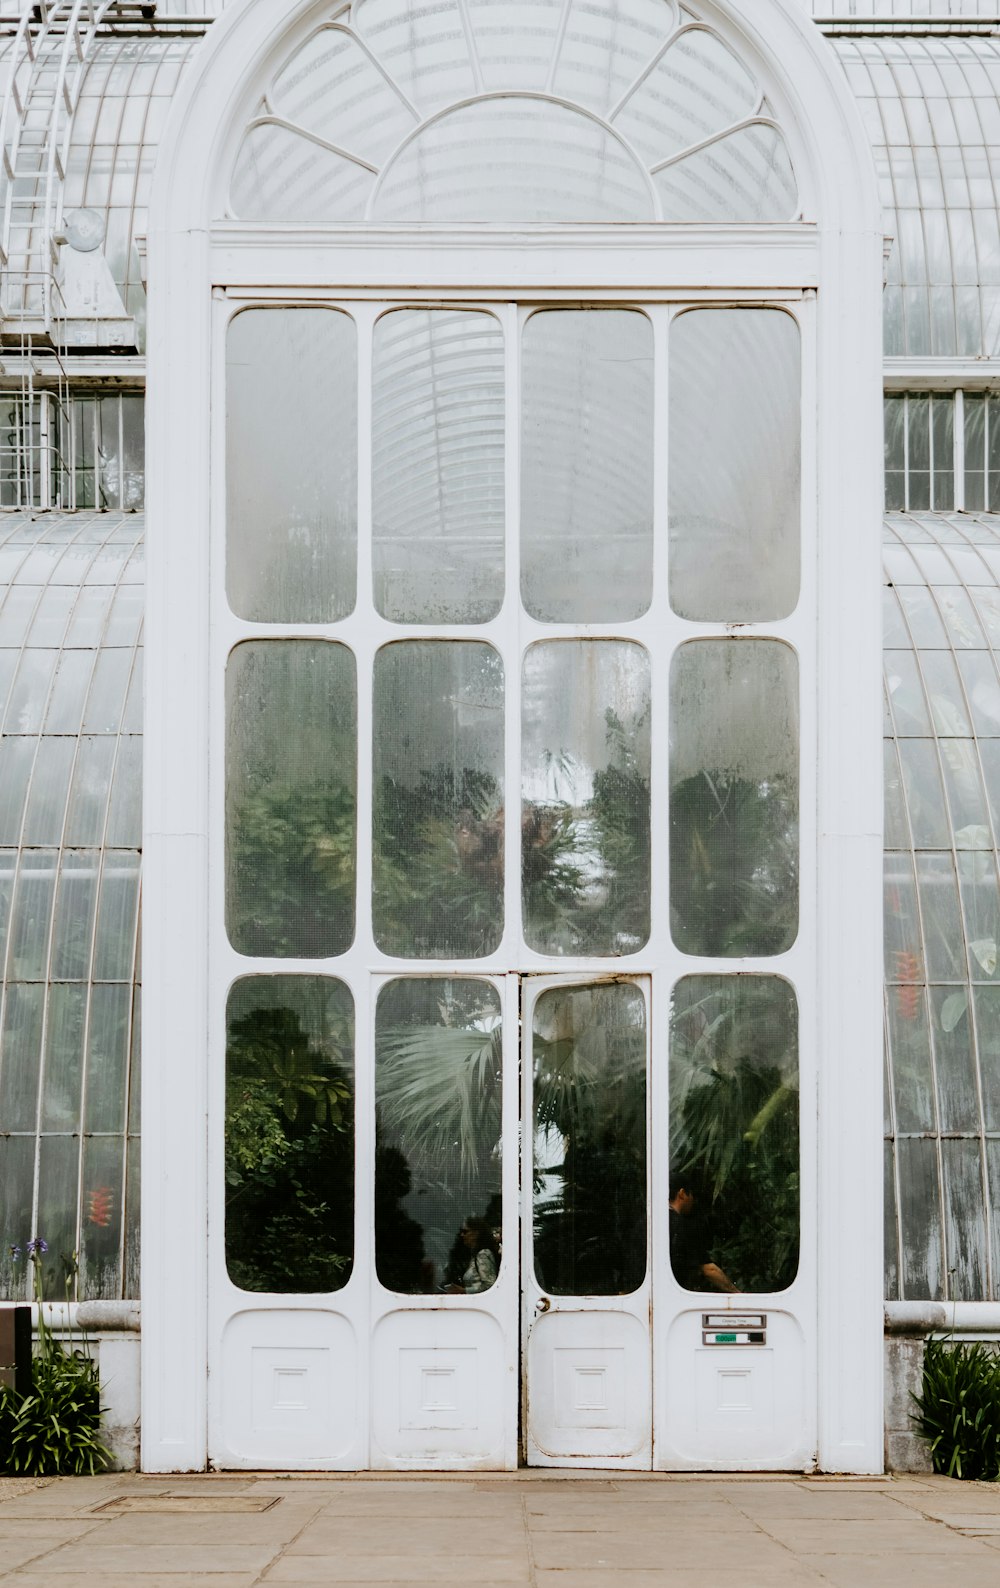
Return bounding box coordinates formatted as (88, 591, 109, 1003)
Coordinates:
(2, 1470, 1000, 1587)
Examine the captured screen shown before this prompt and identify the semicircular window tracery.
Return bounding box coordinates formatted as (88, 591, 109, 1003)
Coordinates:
(227, 0, 799, 224)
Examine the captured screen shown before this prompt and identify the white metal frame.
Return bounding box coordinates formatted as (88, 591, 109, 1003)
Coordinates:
(143, 0, 884, 1473)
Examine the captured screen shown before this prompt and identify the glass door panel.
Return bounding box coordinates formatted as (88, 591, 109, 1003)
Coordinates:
(522, 976, 652, 1468)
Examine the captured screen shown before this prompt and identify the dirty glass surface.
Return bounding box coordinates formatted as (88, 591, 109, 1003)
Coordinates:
(669, 309, 800, 621)
(373, 310, 504, 623)
(669, 975, 799, 1295)
(225, 976, 354, 1294)
(670, 640, 799, 957)
(375, 978, 502, 1295)
(521, 310, 653, 623)
(532, 981, 647, 1297)
(522, 641, 650, 956)
(227, 309, 357, 623)
(373, 642, 504, 957)
(226, 641, 357, 958)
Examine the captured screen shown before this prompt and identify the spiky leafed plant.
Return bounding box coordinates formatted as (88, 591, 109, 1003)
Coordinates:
(375, 1021, 503, 1185)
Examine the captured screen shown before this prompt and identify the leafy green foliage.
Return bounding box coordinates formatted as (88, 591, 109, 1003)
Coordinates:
(912, 1338, 1000, 1481)
(670, 771, 797, 956)
(1, 1348, 110, 1476)
(228, 780, 356, 957)
(226, 1004, 354, 1294)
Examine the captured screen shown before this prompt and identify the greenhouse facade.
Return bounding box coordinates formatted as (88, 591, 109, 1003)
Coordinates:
(0, 0, 996, 1474)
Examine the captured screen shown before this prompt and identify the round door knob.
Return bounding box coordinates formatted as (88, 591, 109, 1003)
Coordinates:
(535, 1296, 551, 1313)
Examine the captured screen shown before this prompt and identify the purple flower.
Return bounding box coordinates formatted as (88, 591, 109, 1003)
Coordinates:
(26, 1237, 48, 1257)
(8, 1244, 21, 1260)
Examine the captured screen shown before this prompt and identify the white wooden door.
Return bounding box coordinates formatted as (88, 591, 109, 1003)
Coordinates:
(521, 975, 652, 1468)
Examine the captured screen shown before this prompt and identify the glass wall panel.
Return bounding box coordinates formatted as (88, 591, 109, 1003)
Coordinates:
(373, 642, 504, 958)
(670, 641, 798, 956)
(896, 1136, 944, 1300)
(669, 309, 800, 621)
(78, 1134, 125, 1300)
(373, 310, 504, 623)
(226, 309, 357, 623)
(84, 984, 131, 1135)
(225, 976, 354, 1294)
(522, 641, 650, 956)
(0, 1136, 35, 1297)
(375, 978, 501, 1295)
(41, 984, 86, 1132)
(653, 124, 796, 223)
(35, 1135, 79, 1296)
(531, 981, 646, 1296)
(886, 983, 935, 1134)
(669, 975, 798, 1294)
(614, 26, 757, 164)
(521, 310, 653, 622)
(942, 1139, 987, 1301)
(226, 641, 357, 958)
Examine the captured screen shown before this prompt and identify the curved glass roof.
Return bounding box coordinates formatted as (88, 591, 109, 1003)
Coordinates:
(836, 34, 1000, 359)
(884, 509, 1000, 1301)
(0, 512, 141, 1303)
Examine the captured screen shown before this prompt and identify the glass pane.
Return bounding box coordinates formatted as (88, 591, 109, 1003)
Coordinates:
(21, 738, 74, 846)
(942, 1139, 986, 1300)
(614, 26, 758, 165)
(0, 1136, 35, 1298)
(227, 309, 357, 623)
(231, 122, 374, 222)
(35, 1135, 80, 1297)
(884, 1142, 899, 1302)
(92, 854, 140, 982)
(78, 1135, 124, 1300)
(897, 739, 949, 848)
(669, 309, 799, 621)
(916, 853, 965, 981)
(226, 976, 354, 1294)
(375, 977, 501, 1295)
(886, 981, 935, 1133)
(521, 309, 653, 622)
(371, 99, 655, 222)
(373, 641, 503, 958)
(884, 394, 905, 510)
(0, 983, 43, 1132)
(50, 850, 100, 981)
(85, 983, 131, 1134)
(354, 0, 475, 115)
(965, 391, 985, 511)
(532, 981, 646, 1296)
(522, 640, 650, 955)
(373, 310, 504, 623)
(654, 124, 797, 223)
(931, 393, 954, 511)
(41, 983, 86, 1132)
(8, 849, 57, 981)
(670, 640, 798, 956)
(670, 975, 798, 1294)
(551, 0, 675, 113)
(226, 641, 357, 958)
(896, 1136, 943, 1300)
(271, 24, 417, 165)
(978, 985, 1000, 1130)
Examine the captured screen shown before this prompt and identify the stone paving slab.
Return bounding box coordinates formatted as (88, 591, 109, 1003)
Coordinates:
(2, 1472, 1000, 1585)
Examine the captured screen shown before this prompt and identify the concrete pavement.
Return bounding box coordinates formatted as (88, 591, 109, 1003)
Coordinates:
(1, 1469, 1000, 1586)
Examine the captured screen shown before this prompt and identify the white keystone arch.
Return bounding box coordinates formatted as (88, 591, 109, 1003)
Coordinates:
(143, 0, 885, 1474)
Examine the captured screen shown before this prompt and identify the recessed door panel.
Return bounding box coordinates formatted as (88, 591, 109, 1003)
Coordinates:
(522, 976, 652, 1469)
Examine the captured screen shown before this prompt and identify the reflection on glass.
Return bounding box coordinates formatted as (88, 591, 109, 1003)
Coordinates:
(226, 641, 357, 958)
(670, 641, 798, 956)
(521, 310, 653, 622)
(373, 310, 504, 622)
(669, 310, 799, 621)
(669, 975, 799, 1293)
(522, 641, 650, 956)
(226, 977, 354, 1294)
(373, 642, 504, 957)
(532, 982, 646, 1296)
(227, 309, 357, 622)
(375, 978, 501, 1295)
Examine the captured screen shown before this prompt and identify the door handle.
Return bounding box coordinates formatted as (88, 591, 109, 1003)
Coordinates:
(535, 1296, 551, 1313)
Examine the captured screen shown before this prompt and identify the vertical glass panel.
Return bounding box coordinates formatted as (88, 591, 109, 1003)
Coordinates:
(930, 393, 954, 510)
(916, 853, 965, 981)
(959, 851, 1000, 982)
(85, 983, 131, 1134)
(226, 976, 354, 1294)
(65, 738, 115, 845)
(373, 310, 504, 623)
(929, 984, 979, 1132)
(93, 854, 140, 982)
(0, 736, 36, 842)
(0, 983, 43, 1131)
(669, 310, 799, 621)
(884, 739, 908, 850)
(884, 394, 906, 510)
(942, 1139, 987, 1301)
(82, 649, 131, 734)
(988, 393, 1000, 512)
(907, 393, 930, 511)
(885, 651, 931, 736)
(34, 1135, 79, 1296)
(522, 640, 650, 956)
(226, 309, 357, 623)
(5, 650, 58, 733)
(521, 309, 653, 622)
(376, 978, 501, 1295)
(887, 980, 934, 1133)
(226, 641, 357, 958)
(231, 122, 374, 223)
(896, 586, 948, 649)
(41, 983, 86, 1132)
(670, 640, 798, 957)
(957, 652, 1000, 736)
(373, 641, 504, 958)
(50, 851, 100, 981)
(532, 981, 646, 1296)
(884, 1142, 900, 1302)
(124, 1134, 140, 1301)
(106, 737, 143, 848)
(884, 852, 923, 984)
(897, 739, 949, 848)
(121, 395, 144, 511)
(21, 738, 74, 845)
(977, 985, 1000, 1130)
(0, 1136, 35, 1298)
(921, 650, 973, 737)
(0, 848, 15, 971)
(654, 124, 797, 223)
(78, 1134, 124, 1300)
(670, 975, 798, 1294)
(965, 391, 985, 512)
(897, 1136, 944, 1300)
(940, 739, 992, 848)
(46, 650, 96, 733)
(8, 850, 57, 981)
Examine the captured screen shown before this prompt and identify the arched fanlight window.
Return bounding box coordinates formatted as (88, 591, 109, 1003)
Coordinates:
(227, 0, 798, 223)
